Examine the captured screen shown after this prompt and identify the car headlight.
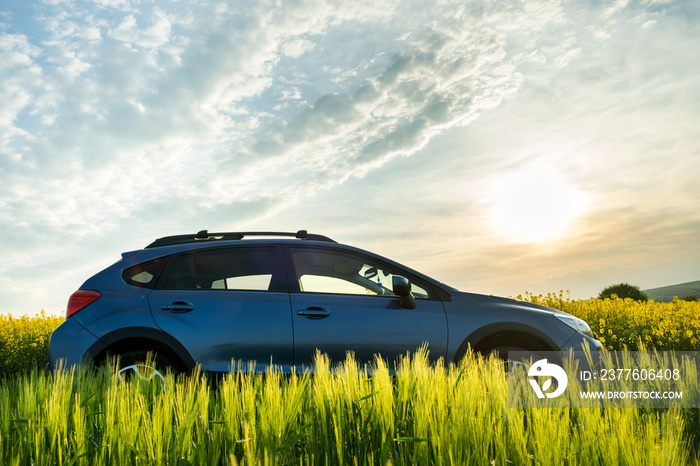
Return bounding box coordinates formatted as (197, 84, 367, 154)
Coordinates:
(555, 314, 592, 336)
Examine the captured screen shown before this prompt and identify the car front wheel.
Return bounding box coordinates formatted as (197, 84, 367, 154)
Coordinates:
(484, 345, 541, 372)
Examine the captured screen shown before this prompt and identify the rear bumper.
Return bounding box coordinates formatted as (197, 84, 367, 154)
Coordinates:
(49, 318, 106, 370)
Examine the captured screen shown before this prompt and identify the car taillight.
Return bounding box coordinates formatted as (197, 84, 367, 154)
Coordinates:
(66, 290, 101, 318)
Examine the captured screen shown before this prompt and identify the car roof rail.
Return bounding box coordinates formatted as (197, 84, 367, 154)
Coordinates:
(145, 230, 336, 248)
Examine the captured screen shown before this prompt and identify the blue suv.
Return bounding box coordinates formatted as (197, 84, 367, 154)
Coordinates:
(49, 230, 601, 374)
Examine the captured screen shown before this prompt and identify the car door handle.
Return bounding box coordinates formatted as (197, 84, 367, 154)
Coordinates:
(162, 301, 195, 313)
(296, 307, 330, 319)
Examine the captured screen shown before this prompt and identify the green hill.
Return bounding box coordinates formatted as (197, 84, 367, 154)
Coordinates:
(644, 280, 700, 302)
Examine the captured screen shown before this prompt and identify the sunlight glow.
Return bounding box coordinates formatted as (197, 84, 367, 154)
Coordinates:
(490, 168, 586, 243)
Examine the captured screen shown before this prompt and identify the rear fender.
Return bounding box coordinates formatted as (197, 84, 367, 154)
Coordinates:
(87, 326, 197, 370)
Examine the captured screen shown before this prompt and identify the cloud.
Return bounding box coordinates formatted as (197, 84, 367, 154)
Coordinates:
(0, 1, 411, 282)
(213, 1, 569, 206)
(2, 0, 698, 314)
(4, 0, 559, 239)
(0, 1, 570, 283)
(110, 10, 172, 48)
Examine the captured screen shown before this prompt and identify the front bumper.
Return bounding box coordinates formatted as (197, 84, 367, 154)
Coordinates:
(560, 332, 604, 353)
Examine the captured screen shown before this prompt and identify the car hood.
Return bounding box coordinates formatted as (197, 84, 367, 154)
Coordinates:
(442, 286, 573, 317)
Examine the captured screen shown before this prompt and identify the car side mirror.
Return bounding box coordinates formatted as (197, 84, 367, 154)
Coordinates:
(393, 275, 417, 310)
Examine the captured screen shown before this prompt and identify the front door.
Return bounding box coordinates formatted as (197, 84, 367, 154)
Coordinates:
(287, 246, 448, 368)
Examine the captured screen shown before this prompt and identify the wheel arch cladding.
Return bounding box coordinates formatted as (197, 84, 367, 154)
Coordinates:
(87, 327, 196, 370)
(454, 323, 558, 363)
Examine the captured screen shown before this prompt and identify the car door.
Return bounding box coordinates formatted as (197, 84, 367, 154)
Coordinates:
(148, 245, 294, 373)
(287, 246, 448, 368)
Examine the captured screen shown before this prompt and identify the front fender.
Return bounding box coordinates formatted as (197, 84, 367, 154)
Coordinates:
(452, 321, 566, 363)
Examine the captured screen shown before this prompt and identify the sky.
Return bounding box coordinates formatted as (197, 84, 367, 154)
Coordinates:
(1, 0, 699, 318)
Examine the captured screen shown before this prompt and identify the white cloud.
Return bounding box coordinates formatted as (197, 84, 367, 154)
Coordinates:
(1, 0, 698, 314)
(109, 9, 172, 48)
(0, 0, 567, 263)
(281, 38, 315, 58)
(0, 33, 41, 124)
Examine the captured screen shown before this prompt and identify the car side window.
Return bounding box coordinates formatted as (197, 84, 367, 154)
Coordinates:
(161, 247, 277, 291)
(290, 248, 430, 298)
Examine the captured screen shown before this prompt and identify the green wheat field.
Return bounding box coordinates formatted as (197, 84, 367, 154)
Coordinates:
(0, 350, 697, 465)
(1, 296, 700, 465)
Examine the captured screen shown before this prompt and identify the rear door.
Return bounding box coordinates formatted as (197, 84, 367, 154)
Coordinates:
(148, 245, 293, 372)
(287, 246, 448, 368)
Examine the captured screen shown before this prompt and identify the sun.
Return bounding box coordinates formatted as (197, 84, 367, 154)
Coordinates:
(490, 168, 585, 243)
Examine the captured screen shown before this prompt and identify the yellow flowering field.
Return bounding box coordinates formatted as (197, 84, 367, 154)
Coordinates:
(516, 292, 700, 351)
(0, 312, 63, 375)
(2, 294, 700, 374)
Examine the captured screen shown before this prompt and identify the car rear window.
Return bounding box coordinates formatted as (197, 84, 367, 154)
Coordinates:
(122, 257, 167, 288)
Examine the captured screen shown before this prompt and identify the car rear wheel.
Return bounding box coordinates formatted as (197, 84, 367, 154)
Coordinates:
(115, 350, 178, 390)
